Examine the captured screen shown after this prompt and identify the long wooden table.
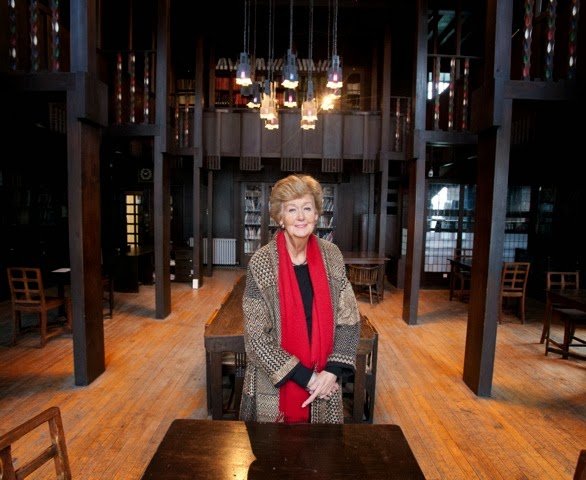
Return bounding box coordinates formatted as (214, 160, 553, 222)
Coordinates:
(341, 251, 389, 300)
(140, 419, 425, 479)
(204, 276, 378, 423)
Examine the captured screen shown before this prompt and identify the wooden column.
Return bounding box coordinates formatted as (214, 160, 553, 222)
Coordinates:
(154, 0, 171, 319)
(377, 24, 392, 257)
(402, 0, 428, 325)
(191, 29, 204, 288)
(463, 0, 514, 396)
(68, 0, 108, 385)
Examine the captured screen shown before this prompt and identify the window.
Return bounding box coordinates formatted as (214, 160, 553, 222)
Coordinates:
(427, 71, 451, 100)
(125, 192, 143, 248)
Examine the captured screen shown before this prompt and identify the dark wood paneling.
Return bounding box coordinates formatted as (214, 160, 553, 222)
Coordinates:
(220, 114, 241, 157)
(240, 111, 262, 158)
(280, 111, 302, 159)
(342, 115, 364, 158)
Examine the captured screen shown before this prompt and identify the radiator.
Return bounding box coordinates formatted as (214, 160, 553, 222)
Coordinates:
(202, 238, 237, 265)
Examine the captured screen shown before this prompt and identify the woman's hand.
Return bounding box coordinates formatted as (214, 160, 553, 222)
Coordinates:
(302, 371, 339, 408)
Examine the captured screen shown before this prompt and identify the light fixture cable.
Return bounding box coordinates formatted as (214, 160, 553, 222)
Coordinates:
(301, 0, 317, 128)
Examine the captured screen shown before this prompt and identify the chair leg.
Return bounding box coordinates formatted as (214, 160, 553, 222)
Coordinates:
(12, 311, 20, 345)
(66, 299, 73, 332)
(40, 312, 48, 348)
(540, 312, 550, 343)
(368, 286, 373, 306)
(562, 321, 572, 360)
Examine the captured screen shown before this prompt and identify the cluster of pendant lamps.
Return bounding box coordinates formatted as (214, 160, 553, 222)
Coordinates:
(235, 0, 343, 130)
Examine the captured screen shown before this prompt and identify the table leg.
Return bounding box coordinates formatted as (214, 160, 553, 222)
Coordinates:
(540, 295, 552, 344)
(562, 322, 572, 360)
(210, 351, 224, 420)
(206, 351, 211, 413)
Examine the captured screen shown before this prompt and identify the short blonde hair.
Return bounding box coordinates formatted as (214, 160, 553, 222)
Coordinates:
(269, 174, 323, 224)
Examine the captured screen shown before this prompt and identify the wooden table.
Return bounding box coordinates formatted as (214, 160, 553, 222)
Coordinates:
(140, 419, 425, 479)
(204, 276, 378, 423)
(341, 251, 389, 300)
(545, 288, 586, 360)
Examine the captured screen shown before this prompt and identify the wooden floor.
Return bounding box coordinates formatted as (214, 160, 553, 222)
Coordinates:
(0, 267, 584, 479)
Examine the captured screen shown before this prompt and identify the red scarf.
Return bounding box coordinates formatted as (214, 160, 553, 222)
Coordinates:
(277, 232, 334, 423)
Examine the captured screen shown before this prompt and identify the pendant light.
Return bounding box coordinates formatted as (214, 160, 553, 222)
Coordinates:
(326, 0, 343, 89)
(246, 0, 260, 108)
(284, 89, 297, 108)
(236, 0, 252, 86)
(246, 81, 261, 108)
(281, 0, 299, 89)
(321, 1, 339, 110)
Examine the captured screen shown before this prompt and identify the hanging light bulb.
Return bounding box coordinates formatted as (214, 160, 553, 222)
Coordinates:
(326, 0, 343, 90)
(301, 0, 317, 129)
(282, 49, 299, 89)
(326, 55, 343, 89)
(284, 89, 297, 108)
(260, 80, 275, 119)
(247, 82, 261, 108)
(321, 92, 338, 110)
(265, 115, 279, 130)
(236, 0, 252, 86)
(236, 52, 252, 86)
(281, 0, 299, 89)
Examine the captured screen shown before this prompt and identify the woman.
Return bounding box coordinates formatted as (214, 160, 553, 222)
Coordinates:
(239, 174, 361, 424)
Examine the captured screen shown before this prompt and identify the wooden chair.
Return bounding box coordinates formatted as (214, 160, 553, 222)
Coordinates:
(543, 272, 586, 360)
(7, 267, 72, 348)
(347, 265, 381, 306)
(499, 262, 530, 324)
(450, 247, 473, 301)
(0, 406, 72, 479)
(541, 271, 586, 342)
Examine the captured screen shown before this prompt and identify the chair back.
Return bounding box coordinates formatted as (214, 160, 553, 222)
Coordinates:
(347, 265, 379, 287)
(0, 406, 72, 479)
(546, 271, 580, 290)
(6, 267, 72, 347)
(500, 262, 530, 298)
(6, 267, 47, 310)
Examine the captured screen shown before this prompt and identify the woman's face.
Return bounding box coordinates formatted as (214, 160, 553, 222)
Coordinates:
(280, 194, 318, 240)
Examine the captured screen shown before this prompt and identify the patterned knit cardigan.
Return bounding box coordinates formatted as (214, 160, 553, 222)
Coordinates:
(239, 235, 361, 424)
